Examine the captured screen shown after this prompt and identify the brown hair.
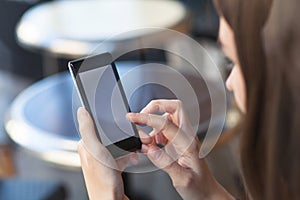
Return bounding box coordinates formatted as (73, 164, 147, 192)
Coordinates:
(213, 0, 300, 199)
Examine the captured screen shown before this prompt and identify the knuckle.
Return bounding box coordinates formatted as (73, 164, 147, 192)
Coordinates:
(175, 100, 183, 108)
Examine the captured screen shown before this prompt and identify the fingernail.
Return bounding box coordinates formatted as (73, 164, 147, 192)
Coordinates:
(126, 113, 135, 120)
(149, 147, 162, 161)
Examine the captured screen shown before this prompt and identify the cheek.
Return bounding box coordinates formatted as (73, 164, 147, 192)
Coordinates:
(226, 67, 247, 113)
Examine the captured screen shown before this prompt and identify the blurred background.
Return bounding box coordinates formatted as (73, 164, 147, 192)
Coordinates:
(0, 0, 243, 199)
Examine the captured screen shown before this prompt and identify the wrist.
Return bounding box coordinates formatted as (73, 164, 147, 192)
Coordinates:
(87, 184, 124, 200)
(200, 165, 235, 200)
(172, 158, 235, 200)
(94, 191, 123, 200)
(207, 181, 235, 200)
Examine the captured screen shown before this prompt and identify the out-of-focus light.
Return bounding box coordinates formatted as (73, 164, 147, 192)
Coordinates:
(40, 151, 80, 169)
(49, 39, 92, 57)
(16, 22, 42, 47)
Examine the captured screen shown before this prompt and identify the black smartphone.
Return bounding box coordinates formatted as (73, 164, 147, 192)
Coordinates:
(68, 53, 141, 158)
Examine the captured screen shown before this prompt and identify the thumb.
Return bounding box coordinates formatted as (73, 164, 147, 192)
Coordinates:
(147, 146, 183, 180)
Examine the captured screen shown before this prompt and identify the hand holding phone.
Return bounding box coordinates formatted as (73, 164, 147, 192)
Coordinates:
(69, 53, 141, 158)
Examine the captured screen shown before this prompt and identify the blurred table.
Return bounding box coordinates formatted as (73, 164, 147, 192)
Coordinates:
(16, 0, 188, 59)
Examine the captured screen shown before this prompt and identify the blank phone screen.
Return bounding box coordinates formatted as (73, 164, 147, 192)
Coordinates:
(78, 65, 135, 146)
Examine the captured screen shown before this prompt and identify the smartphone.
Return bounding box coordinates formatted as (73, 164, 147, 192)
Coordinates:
(68, 53, 141, 158)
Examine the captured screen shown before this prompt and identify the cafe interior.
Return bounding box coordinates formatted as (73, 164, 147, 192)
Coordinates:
(0, 0, 243, 199)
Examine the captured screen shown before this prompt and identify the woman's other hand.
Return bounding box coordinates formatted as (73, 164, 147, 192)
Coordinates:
(127, 100, 234, 200)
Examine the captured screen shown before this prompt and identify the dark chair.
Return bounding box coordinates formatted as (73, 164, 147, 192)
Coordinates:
(179, 0, 219, 39)
(0, 1, 45, 80)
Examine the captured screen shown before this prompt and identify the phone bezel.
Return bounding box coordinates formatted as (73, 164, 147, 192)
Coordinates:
(68, 53, 141, 158)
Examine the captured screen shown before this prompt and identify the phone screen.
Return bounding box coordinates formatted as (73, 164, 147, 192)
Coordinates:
(78, 64, 136, 146)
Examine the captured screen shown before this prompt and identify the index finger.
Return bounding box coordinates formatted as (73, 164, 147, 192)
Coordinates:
(141, 100, 183, 115)
(126, 113, 193, 150)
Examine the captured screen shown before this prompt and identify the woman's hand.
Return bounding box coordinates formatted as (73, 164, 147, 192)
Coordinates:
(77, 107, 135, 200)
(127, 100, 234, 200)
